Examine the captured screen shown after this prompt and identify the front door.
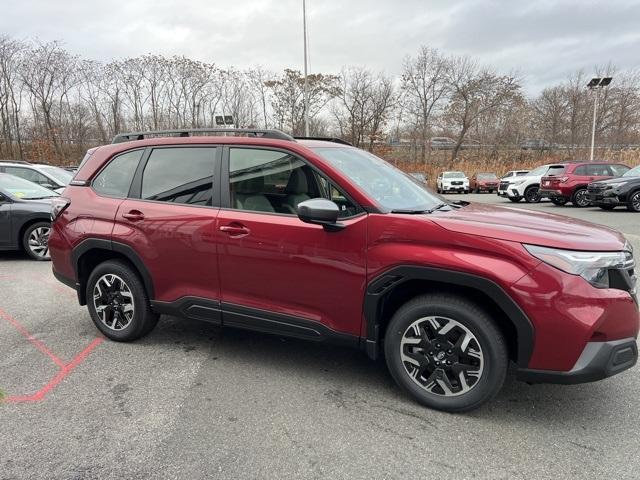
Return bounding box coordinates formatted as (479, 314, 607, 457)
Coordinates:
(0, 194, 11, 247)
(114, 146, 221, 304)
(216, 146, 367, 339)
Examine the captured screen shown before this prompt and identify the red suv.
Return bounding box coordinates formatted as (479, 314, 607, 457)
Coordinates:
(539, 161, 630, 207)
(49, 129, 638, 412)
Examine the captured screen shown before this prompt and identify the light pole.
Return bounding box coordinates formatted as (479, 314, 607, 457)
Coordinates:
(302, 0, 310, 137)
(587, 76, 612, 161)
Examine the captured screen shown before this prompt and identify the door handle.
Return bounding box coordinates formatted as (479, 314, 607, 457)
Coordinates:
(122, 210, 145, 222)
(219, 224, 250, 237)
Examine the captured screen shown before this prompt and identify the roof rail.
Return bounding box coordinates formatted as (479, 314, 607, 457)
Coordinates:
(293, 136, 353, 146)
(0, 159, 31, 164)
(111, 128, 294, 144)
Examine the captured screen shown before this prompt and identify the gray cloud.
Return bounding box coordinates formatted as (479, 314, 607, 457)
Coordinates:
(1, 0, 638, 93)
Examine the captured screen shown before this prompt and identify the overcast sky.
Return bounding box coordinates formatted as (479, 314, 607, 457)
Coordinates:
(2, 0, 639, 93)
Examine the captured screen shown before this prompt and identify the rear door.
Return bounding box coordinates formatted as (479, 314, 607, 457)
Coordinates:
(587, 163, 614, 182)
(114, 145, 221, 305)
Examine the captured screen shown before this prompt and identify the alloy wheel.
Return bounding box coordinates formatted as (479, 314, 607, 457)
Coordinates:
(92, 274, 135, 331)
(28, 226, 50, 259)
(524, 187, 540, 203)
(400, 316, 484, 396)
(631, 192, 640, 212)
(574, 189, 591, 207)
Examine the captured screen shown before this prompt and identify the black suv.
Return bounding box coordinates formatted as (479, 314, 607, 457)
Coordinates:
(588, 165, 640, 211)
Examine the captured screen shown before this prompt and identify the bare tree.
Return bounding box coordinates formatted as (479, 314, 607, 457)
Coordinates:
(401, 47, 449, 161)
(0, 36, 27, 158)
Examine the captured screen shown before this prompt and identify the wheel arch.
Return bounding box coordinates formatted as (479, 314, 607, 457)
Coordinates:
(363, 266, 534, 367)
(72, 239, 155, 305)
(17, 216, 50, 250)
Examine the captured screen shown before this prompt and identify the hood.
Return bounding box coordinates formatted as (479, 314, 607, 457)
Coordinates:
(591, 176, 640, 186)
(431, 202, 626, 251)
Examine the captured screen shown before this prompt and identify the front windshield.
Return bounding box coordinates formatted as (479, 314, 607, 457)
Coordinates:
(312, 147, 442, 211)
(39, 166, 73, 185)
(444, 172, 466, 178)
(623, 165, 640, 177)
(528, 165, 549, 176)
(0, 174, 59, 199)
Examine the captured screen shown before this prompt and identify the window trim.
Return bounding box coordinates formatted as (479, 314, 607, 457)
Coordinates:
(90, 148, 147, 199)
(221, 145, 365, 219)
(128, 144, 222, 209)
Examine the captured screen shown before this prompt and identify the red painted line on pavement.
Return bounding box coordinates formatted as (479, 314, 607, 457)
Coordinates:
(0, 308, 66, 368)
(4, 337, 104, 403)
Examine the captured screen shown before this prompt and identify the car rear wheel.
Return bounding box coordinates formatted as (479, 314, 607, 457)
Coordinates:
(86, 260, 159, 341)
(384, 293, 508, 412)
(628, 191, 640, 212)
(550, 197, 568, 206)
(524, 186, 541, 203)
(22, 221, 51, 261)
(571, 188, 591, 207)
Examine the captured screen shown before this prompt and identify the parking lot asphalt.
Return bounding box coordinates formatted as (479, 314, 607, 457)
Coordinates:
(1, 195, 639, 480)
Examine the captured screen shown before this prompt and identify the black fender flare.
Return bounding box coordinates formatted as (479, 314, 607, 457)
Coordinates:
(71, 238, 155, 304)
(363, 265, 534, 367)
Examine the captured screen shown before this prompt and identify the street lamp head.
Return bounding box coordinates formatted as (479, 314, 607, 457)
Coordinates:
(587, 77, 601, 88)
(599, 77, 613, 87)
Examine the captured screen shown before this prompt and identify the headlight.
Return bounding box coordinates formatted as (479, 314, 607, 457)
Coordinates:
(524, 244, 634, 288)
(605, 182, 626, 190)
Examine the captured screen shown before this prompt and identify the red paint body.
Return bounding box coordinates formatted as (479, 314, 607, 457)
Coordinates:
(49, 137, 639, 375)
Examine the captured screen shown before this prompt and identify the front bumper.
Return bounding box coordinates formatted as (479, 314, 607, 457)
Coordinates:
(497, 187, 522, 198)
(588, 189, 625, 206)
(517, 338, 638, 384)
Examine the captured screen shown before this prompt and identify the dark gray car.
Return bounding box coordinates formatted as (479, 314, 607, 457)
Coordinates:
(0, 173, 58, 260)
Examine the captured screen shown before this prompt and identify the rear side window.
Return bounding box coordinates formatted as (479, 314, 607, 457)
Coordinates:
(93, 149, 143, 197)
(141, 147, 215, 206)
(587, 164, 612, 176)
(573, 165, 587, 175)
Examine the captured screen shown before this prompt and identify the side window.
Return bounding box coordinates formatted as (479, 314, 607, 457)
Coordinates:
(586, 164, 610, 176)
(314, 173, 360, 218)
(93, 149, 143, 198)
(141, 147, 215, 206)
(5, 167, 49, 186)
(573, 166, 588, 176)
(608, 164, 630, 177)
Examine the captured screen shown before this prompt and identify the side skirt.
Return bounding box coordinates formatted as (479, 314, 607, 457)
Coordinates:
(150, 298, 359, 348)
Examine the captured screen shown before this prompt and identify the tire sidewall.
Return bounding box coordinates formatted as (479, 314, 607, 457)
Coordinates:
(384, 297, 507, 412)
(629, 191, 640, 212)
(524, 186, 540, 203)
(572, 188, 590, 207)
(86, 261, 150, 341)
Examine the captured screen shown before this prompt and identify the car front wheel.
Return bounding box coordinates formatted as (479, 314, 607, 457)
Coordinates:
(384, 293, 508, 412)
(86, 260, 159, 341)
(571, 188, 591, 207)
(524, 186, 541, 203)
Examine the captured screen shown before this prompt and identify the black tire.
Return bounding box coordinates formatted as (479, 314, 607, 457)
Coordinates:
(86, 260, 159, 341)
(489, 189, 494, 194)
(384, 293, 508, 413)
(571, 188, 591, 208)
(508, 197, 521, 203)
(628, 191, 640, 212)
(598, 205, 615, 211)
(550, 197, 568, 206)
(524, 186, 540, 203)
(22, 221, 51, 261)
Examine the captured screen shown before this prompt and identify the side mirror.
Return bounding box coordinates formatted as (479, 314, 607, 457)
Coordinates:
(297, 198, 345, 232)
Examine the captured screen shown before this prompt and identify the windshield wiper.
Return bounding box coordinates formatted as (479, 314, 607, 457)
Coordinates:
(391, 203, 451, 214)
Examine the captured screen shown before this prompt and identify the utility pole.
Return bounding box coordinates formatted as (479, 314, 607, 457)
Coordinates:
(586, 76, 612, 161)
(303, 0, 310, 137)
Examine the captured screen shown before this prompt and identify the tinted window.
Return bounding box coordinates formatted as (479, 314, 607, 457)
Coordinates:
(574, 165, 588, 175)
(546, 166, 565, 176)
(4, 167, 52, 187)
(608, 164, 630, 177)
(586, 164, 611, 176)
(141, 148, 215, 206)
(93, 149, 143, 197)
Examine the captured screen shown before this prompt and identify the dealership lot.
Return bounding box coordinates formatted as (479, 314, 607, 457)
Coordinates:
(1, 195, 639, 480)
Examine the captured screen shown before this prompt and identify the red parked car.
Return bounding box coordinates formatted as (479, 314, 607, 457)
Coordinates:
(470, 172, 499, 193)
(539, 161, 630, 207)
(49, 129, 638, 412)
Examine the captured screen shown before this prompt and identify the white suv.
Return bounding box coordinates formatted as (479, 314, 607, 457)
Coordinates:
(497, 164, 565, 203)
(0, 161, 72, 193)
(436, 171, 469, 194)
